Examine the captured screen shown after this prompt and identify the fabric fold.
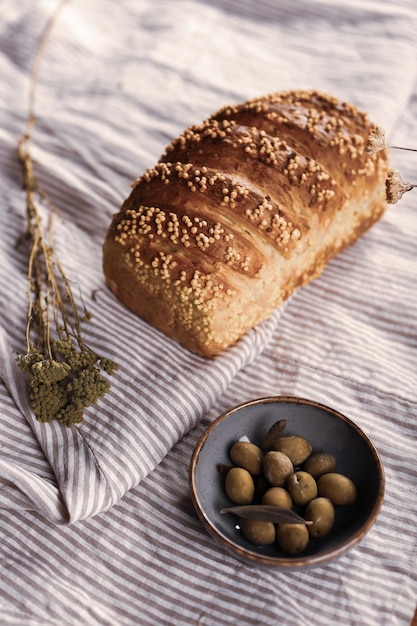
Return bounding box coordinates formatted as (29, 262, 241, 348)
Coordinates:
(0, 306, 283, 523)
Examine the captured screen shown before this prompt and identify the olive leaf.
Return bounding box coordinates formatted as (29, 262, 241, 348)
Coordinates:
(217, 464, 233, 478)
(261, 418, 287, 450)
(220, 505, 312, 525)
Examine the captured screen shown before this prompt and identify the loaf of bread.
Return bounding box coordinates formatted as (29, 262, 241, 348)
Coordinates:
(103, 90, 388, 357)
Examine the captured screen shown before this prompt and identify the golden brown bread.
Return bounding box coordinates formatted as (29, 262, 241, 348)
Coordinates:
(102, 90, 388, 357)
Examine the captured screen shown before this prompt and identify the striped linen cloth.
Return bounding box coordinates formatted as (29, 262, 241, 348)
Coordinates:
(0, 0, 416, 624)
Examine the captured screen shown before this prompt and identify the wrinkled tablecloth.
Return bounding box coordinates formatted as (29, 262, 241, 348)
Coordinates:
(0, 0, 416, 624)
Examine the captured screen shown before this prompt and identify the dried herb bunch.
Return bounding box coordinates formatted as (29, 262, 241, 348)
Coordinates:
(16, 1, 118, 427)
(365, 126, 417, 203)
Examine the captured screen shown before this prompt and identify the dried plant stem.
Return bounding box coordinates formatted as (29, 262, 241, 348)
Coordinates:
(17, 1, 118, 426)
(389, 146, 417, 153)
(27, 1, 70, 131)
(19, 0, 70, 356)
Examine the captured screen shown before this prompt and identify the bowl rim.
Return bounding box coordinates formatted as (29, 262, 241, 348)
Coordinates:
(189, 395, 385, 568)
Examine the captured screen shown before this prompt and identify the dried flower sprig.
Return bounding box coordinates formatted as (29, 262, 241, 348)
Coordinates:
(365, 125, 417, 155)
(365, 125, 417, 204)
(364, 125, 388, 155)
(385, 168, 417, 204)
(16, 1, 118, 426)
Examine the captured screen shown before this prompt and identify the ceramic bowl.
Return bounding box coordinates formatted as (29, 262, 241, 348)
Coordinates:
(189, 396, 384, 569)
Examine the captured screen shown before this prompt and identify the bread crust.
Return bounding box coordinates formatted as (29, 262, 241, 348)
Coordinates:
(103, 90, 388, 357)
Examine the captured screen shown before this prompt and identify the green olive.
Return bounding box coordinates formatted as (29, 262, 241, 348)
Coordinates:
(305, 497, 335, 538)
(224, 467, 255, 504)
(261, 487, 292, 510)
(286, 471, 318, 506)
(276, 523, 309, 555)
(263, 451, 293, 486)
(304, 452, 336, 478)
(273, 435, 312, 465)
(239, 518, 276, 545)
(317, 472, 357, 506)
(230, 441, 264, 475)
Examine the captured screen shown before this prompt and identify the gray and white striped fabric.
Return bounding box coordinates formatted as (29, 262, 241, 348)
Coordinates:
(1, 0, 416, 623)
